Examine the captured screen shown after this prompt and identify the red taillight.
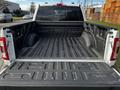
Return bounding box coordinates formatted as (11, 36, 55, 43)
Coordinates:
(111, 38, 120, 61)
(0, 37, 9, 60)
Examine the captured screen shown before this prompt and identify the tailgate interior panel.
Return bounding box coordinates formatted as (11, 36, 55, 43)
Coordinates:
(0, 62, 120, 87)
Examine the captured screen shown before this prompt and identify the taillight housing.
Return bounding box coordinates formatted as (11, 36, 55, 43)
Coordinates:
(0, 37, 9, 60)
(110, 38, 120, 61)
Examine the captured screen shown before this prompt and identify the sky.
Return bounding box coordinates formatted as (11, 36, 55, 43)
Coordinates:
(6, 0, 105, 10)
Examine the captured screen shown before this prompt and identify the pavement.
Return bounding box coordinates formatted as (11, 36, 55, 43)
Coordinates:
(0, 20, 33, 29)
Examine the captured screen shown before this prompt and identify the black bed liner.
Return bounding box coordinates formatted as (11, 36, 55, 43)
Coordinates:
(0, 62, 120, 87)
(17, 34, 99, 59)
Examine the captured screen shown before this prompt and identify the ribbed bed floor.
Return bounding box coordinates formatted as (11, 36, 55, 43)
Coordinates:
(17, 36, 99, 59)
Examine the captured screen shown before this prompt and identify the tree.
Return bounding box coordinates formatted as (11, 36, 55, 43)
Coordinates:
(3, 7, 10, 13)
(30, 2, 36, 15)
(13, 9, 24, 17)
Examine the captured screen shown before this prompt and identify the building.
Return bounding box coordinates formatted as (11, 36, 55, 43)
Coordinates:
(0, 1, 20, 13)
(6, 1, 20, 12)
(100, 0, 120, 24)
(86, 5, 102, 21)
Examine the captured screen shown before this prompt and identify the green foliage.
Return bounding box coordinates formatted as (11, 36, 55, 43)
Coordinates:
(115, 51, 120, 71)
(13, 9, 24, 17)
(87, 20, 120, 30)
(3, 7, 10, 13)
(13, 17, 22, 21)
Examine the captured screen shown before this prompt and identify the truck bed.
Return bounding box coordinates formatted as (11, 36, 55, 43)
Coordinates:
(17, 33, 100, 59)
(0, 62, 120, 87)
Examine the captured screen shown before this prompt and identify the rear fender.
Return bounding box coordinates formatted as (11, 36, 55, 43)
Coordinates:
(104, 29, 120, 66)
(0, 28, 15, 74)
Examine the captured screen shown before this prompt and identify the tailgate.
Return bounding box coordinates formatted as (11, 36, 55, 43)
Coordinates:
(0, 62, 120, 87)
